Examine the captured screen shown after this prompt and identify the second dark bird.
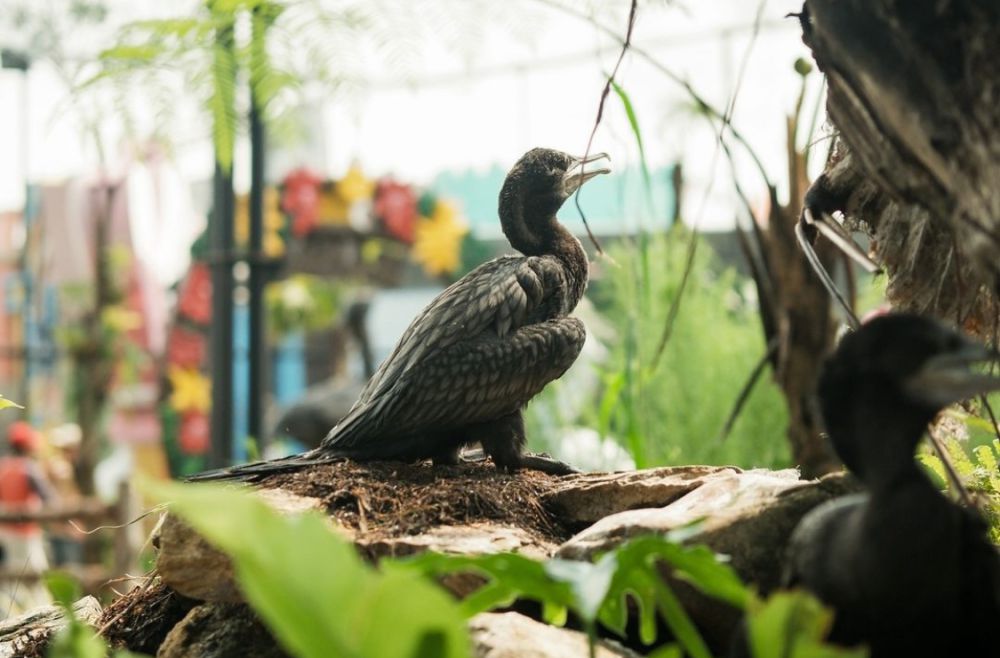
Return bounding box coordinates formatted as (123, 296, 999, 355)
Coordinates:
(784, 314, 1000, 657)
(191, 147, 610, 481)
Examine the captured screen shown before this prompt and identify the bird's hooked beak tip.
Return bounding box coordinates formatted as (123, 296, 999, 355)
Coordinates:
(904, 340, 1000, 407)
(563, 152, 611, 195)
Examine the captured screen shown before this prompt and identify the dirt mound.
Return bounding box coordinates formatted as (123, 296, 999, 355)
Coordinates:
(259, 460, 571, 544)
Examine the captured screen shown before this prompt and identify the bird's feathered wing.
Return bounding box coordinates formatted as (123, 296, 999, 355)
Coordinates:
(322, 253, 584, 453)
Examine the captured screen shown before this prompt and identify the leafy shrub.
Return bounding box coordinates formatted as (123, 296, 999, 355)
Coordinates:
(532, 228, 790, 469)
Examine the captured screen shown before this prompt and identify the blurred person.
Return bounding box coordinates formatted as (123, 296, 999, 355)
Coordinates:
(44, 423, 85, 566)
(0, 421, 57, 611)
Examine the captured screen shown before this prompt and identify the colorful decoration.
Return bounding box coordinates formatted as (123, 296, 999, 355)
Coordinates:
(263, 188, 286, 257)
(281, 168, 322, 237)
(316, 184, 349, 227)
(179, 411, 210, 455)
(167, 326, 206, 368)
(177, 262, 212, 324)
(374, 180, 418, 243)
(235, 188, 286, 256)
(335, 164, 375, 205)
(168, 365, 211, 414)
(412, 200, 468, 277)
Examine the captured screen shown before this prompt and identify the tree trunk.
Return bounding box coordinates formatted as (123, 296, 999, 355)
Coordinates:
(798, 0, 1000, 335)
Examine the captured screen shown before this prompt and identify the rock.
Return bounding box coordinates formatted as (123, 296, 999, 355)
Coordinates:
(543, 465, 742, 525)
(157, 602, 288, 658)
(470, 612, 642, 658)
(156, 489, 326, 603)
(0, 596, 102, 658)
(557, 470, 858, 590)
(360, 523, 556, 599)
(361, 523, 555, 560)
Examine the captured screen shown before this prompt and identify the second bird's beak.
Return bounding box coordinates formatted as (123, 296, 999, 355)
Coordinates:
(563, 152, 611, 196)
(904, 339, 1000, 407)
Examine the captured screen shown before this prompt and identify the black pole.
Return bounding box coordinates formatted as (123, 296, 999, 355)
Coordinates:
(208, 27, 236, 469)
(209, 162, 235, 469)
(247, 93, 267, 447)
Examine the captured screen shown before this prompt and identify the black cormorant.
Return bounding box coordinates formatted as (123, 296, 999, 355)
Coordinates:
(785, 314, 1000, 656)
(191, 147, 609, 481)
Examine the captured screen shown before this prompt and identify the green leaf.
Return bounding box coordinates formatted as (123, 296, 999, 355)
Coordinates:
(142, 479, 469, 658)
(747, 591, 869, 658)
(44, 572, 81, 608)
(210, 36, 238, 173)
(610, 79, 653, 203)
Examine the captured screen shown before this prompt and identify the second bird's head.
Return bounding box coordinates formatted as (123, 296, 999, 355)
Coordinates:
(818, 313, 1000, 476)
(499, 148, 611, 226)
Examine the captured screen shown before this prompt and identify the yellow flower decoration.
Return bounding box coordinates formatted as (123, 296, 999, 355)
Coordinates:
(335, 165, 375, 204)
(168, 365, 211, 414)
(412, 201, 468, 276)
(236, 189, 286, 254)
(317, 186, 349, 226)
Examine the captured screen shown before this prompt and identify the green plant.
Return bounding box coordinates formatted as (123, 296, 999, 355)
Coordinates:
(553, 228, 790, 469)
(143, 478, 469, 658)
(745, 591, 866, 658)
(402, 533, 746, 658)
(264, 274, 344, 337)
(44, 571, 142, 658)
(919, 408, 1000, 542)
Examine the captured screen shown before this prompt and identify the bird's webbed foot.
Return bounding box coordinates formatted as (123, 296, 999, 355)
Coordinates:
(476, 412, 579, 476)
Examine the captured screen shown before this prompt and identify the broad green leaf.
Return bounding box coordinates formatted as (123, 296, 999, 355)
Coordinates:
(646, 573, 712, 658)
(143, 479, 469, 658)
(747, 591, 868, 658)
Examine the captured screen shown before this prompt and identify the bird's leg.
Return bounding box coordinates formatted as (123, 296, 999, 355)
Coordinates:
(479, 411, 526, 472)
(479, 411, 579, 476)
(431, 444, 462, 467)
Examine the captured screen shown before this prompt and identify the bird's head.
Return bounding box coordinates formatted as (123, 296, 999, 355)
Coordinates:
(499, 148, 610, 252)
(818, 314, 1000, 478)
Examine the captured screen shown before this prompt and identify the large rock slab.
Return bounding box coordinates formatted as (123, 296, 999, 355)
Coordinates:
(557, 470, 857, 590)
(470, 612, 641, 658)
(543, 465, 741, 526)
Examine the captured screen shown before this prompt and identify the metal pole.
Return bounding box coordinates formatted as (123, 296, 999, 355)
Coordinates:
(247, 90, 267, 448)
(208, 27, 235, 469)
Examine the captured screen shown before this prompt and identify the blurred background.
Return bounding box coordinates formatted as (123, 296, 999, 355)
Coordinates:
(0, 0, 882, 608)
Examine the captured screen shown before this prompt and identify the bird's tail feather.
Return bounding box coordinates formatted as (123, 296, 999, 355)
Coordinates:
(185, 449, 341, 482)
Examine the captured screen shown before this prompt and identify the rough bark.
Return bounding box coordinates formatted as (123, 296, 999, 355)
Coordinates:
(800, 0, 1000, 334)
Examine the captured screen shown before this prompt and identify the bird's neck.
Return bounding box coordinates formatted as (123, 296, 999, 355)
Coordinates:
(837, 411, 931, 496)
(503, 208, 589, 303)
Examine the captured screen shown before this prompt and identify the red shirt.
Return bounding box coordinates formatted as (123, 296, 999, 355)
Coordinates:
(0, 456, 47, 536)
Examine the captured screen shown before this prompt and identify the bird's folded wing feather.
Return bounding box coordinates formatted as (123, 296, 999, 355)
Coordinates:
(321, 255, 569, 449)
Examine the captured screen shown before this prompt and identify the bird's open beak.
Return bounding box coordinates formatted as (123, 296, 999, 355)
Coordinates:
(563, 152, 611, 195)
(904, 339, 1000, 407)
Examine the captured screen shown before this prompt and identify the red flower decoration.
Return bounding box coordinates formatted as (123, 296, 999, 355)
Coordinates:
(179, 411, 210, 455)
(375, 179, 418, 243)
(281, 168, 322, 237)
(167, 326, 206, 368)
(178, 263, 212, 324)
